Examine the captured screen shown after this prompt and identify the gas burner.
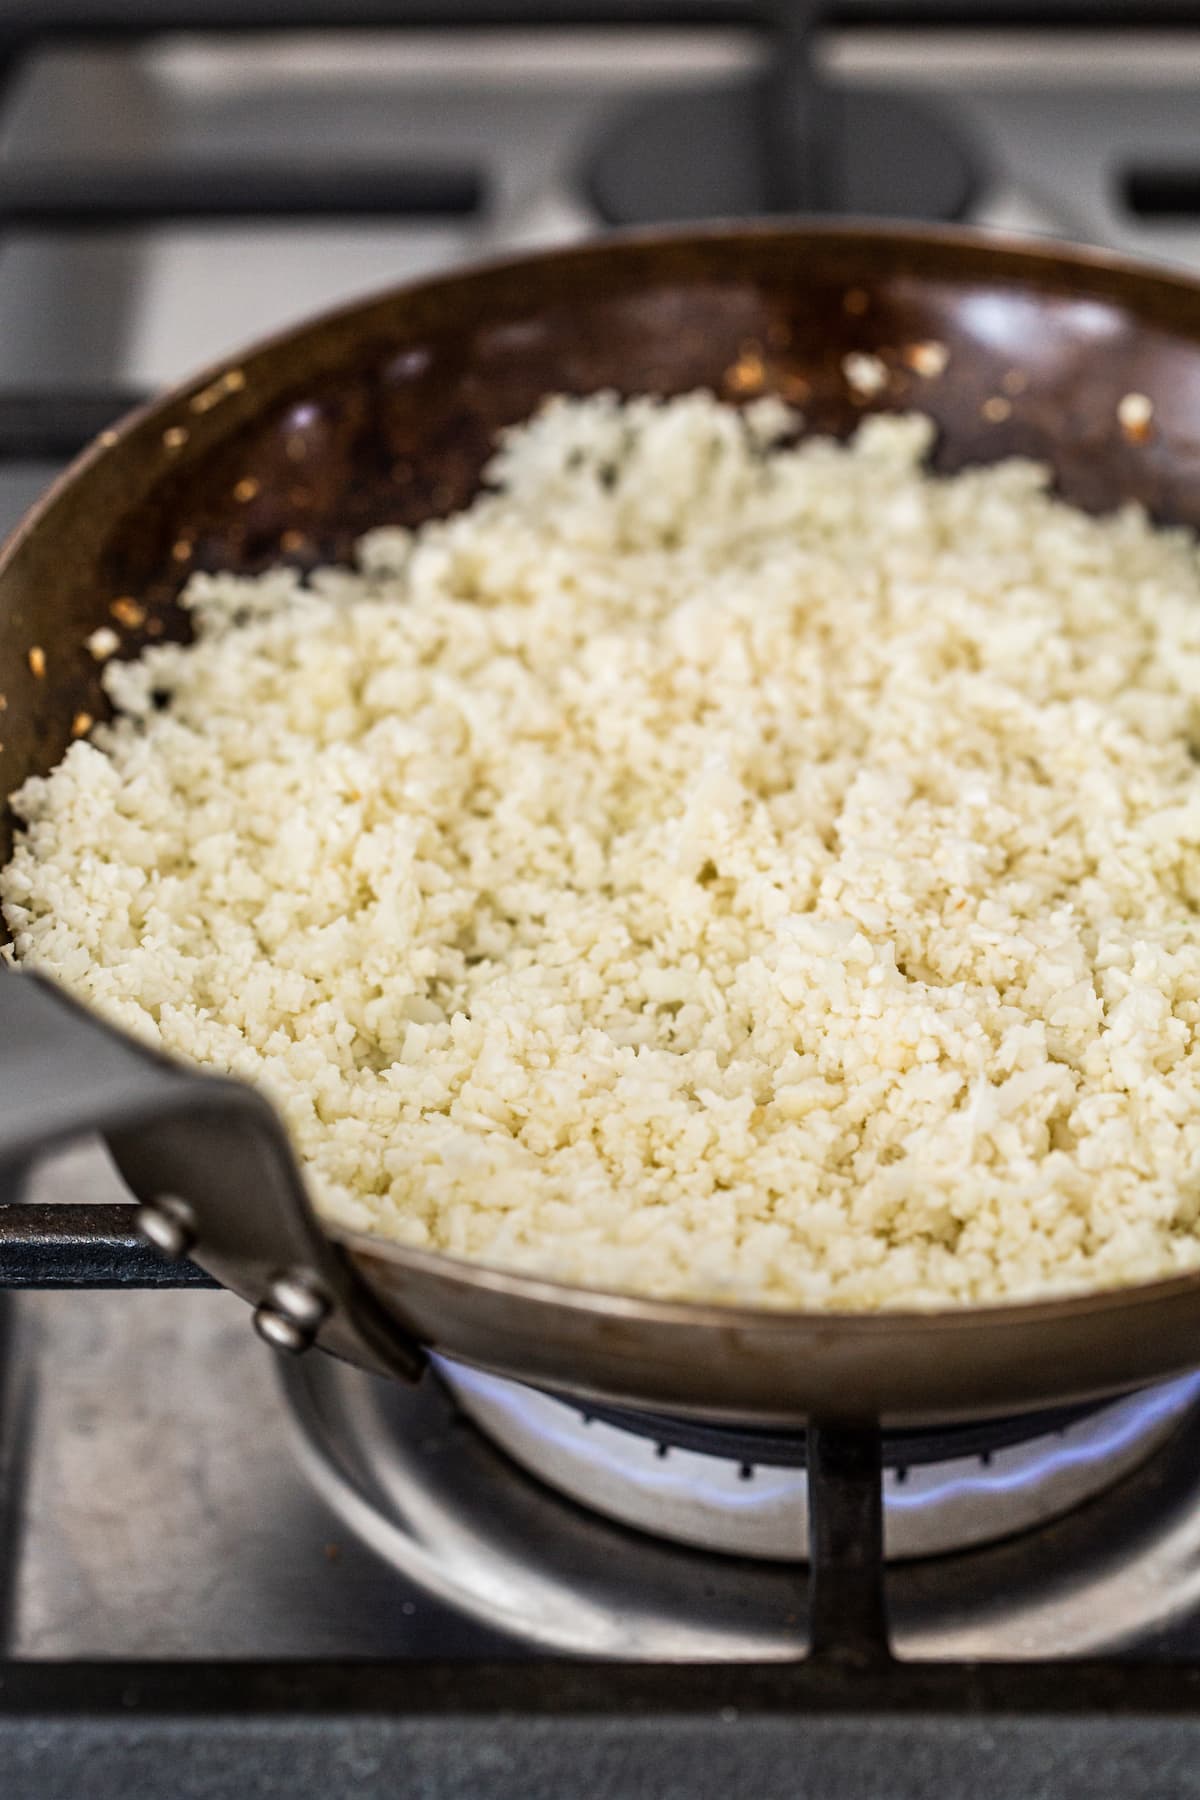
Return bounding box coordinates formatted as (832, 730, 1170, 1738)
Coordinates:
(582, 82, 979, 229)
(280, 1352, 1200, 1661)
(442, 1364, 1200, 1562)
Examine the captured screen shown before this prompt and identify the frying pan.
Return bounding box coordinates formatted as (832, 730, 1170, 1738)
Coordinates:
(6, 222, 1200, 1430)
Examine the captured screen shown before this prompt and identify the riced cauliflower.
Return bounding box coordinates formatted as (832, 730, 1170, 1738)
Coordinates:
(7, 393, 1200, 1310)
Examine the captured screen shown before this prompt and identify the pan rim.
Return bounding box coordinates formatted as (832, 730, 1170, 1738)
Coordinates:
(329, 1216, 1200, 1334)
(12, 215, 1200, 1340)
(6, 211, 1200, 586)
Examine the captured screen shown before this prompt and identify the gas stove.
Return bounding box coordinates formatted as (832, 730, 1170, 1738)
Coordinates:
(9, 7, 1200, 1796)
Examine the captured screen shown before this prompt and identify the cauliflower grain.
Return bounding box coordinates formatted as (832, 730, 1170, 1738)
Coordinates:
(8, 393, 1200, 1312)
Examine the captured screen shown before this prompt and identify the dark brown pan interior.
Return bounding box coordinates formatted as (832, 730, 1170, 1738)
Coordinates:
(6, 223, 1200, 875)
(10, 223, 1200, 1424)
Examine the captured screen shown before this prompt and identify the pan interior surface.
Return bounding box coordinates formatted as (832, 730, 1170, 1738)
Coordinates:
(7, 224, 1200, 1421)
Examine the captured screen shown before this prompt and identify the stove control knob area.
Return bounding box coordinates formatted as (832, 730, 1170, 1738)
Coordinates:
(253, 1270, 331, 1354)
(135, 1194, 198, 1262)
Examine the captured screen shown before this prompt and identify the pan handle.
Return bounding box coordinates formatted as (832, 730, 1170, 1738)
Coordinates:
(0, 968, 424, 1382)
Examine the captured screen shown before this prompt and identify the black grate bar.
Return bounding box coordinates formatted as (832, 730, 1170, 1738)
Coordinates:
(0, 389, 143, 458)
(6, 1653, 1200, 1715)
(1124, 167, 1200, 219)
(0, 2, 773, 39)
(0, 162, 483, 226)
(807, 1423, 890, 1667)
(0, 2, 1189, 37)
(0, 1202, 216, 1287)
(0, 1296, 31, 1658)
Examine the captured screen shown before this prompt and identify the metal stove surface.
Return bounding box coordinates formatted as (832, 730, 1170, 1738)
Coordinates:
(8, 1154, 511, 1659)
(12, 22, 1200, 1668)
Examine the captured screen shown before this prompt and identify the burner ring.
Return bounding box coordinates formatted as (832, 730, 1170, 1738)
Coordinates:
(442, 1360, 1200, 1563)
(279, 1351, 1200, 1659)
(561, 1396, 1111, 1471)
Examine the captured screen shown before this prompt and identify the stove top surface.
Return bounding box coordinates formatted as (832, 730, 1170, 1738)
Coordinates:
(11, 21, 1200, 1793)
(1, 21, 1199, 402)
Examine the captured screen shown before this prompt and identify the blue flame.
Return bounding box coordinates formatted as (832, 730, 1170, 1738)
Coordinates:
(886, 1372, 1200, 1512)
(440, 1357, 1200, 1521)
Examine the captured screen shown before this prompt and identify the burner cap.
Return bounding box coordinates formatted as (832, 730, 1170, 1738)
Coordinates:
(583, 83, 979, 228)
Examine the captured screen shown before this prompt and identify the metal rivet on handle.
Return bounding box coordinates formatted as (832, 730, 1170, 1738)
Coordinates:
(135, 1194, 198, 1261)
(252, 1269, 330, 1355)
